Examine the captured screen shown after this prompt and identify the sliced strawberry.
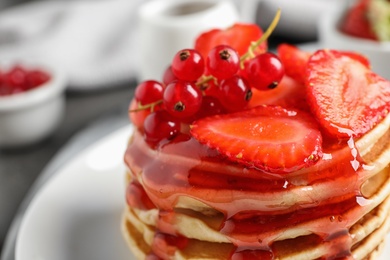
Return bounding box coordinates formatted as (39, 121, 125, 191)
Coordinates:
(338, 51, 370, 68)
(190, 106, 323, 174)
(249, 75, 310, 112)
(277, 43, 311, 84)
(195, 23, 267, 59)
(340, 0, 377, 40)
(306, 49, 390, 139)
(277, 44, 371, 84)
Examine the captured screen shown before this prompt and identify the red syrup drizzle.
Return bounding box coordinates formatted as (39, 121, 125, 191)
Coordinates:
(124, 129, 374, 259)
(126, 181, 156, 210)
(230, 248, 274, 260)
(151, 232, 189, 259)
(126, 182, 189, 259)
(145, 253, 162, 260)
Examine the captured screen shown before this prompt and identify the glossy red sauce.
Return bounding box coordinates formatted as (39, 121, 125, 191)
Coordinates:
(124, 129, 377, 259)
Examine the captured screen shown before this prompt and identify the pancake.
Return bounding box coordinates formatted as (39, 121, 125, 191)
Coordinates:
(121, 103, 390, 259)
(121, 194, 390, 259)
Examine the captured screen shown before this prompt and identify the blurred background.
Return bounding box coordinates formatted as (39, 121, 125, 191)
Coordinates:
(0, 0, 359, 258)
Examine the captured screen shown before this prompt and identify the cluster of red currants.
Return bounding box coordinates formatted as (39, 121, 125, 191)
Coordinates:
(132, 44, 284, 145)
(0, 65, 51, 96)
(131, 11, 284, 145)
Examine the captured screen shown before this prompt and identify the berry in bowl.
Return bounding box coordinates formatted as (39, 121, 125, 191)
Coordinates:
(319, 0, 390, 80)
(0, 63, 66, 148)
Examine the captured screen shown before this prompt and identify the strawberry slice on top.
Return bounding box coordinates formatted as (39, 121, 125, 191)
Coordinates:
(248, 75, 310, 112)
(306, 49, 390, 139)
(277, 44, 311, 84)
(190, 106, 323, 174)
(277, 44, 371, 85)
(195, 23, 267, 59)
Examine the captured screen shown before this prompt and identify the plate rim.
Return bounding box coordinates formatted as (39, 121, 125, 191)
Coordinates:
(14, 124, 133, 260)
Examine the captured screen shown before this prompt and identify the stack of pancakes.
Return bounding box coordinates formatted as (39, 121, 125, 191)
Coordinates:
(121, 108, 390, 259)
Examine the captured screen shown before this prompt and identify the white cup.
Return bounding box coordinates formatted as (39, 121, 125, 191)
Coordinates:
(137, 0, 239, 81)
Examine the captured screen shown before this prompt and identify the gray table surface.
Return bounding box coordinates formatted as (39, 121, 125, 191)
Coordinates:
(0, 79, 137, 258)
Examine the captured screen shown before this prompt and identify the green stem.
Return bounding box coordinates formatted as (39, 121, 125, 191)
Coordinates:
(129, 100, 163, 113)
(196, 75, 217, 87)
(240, 8, 281, 69)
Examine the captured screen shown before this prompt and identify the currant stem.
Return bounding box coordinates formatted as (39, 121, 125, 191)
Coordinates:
(239, 8, 281, 69)
(196, 75, 217, 87)
(129, 100, 163, 113)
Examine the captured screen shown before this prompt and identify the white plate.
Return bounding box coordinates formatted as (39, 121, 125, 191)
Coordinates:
(14, 124, 390, 260)
(15, 125, 135, 260)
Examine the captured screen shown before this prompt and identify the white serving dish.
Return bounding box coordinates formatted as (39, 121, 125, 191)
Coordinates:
(0, 63, 67, 148)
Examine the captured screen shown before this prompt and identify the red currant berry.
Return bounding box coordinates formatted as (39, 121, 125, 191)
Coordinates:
(206, 45, 239, 80)
(129, 99, 155, 130)
(163, 80, 202, 119)
(3, 65, 27, 89)
(193, 96, 226, 119)
(0, 83, 12, 96)
(218, 75, 252, 112)
(245, 52, 285, 90)
(134, 80, 164, 106)
(162, 66, 177, 85)
(171, 49, 204, 81)
(198, 77, 219, 97)
(25, 69, 51, 89)
(0, 69, 3, 85)
(143, 110, 181, 145)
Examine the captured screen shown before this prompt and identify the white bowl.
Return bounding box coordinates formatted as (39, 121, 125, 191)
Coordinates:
(319, 2, 390, 80)
(0, 63, 67, 148)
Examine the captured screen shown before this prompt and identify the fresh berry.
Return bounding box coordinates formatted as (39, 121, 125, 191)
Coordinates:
(245, 52, 285, 90)
(192, 96, 226, 120)
(195, 23, 267, 59)
(172, 96, 225, 130)
(129, 99, 156, 129)
(134, 80, 164, 106)
(171, 49, 204, 81)
(306, 49, 390, 138)
(249, 75, 309, 112)
(218, 75, 252, 112)
(0, 65, 51, 96)
(130, 80, 164, 129)
(190, 106, 323, 173)
(25, 69, 50, 89)
(3, 65, 27, 90)
(0, 83, 12, 96)
(277, 44, 370, 84)
(339, 51, 370, 68)
(340, 0, 377, 40)
(197, 74, 219, 97)
(163, 80, 202, 119)
(277, 44, 311, 84)
(206, 45, 239, 80)
(162, 66, 178, 85)
(143, 110, 181, 145)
